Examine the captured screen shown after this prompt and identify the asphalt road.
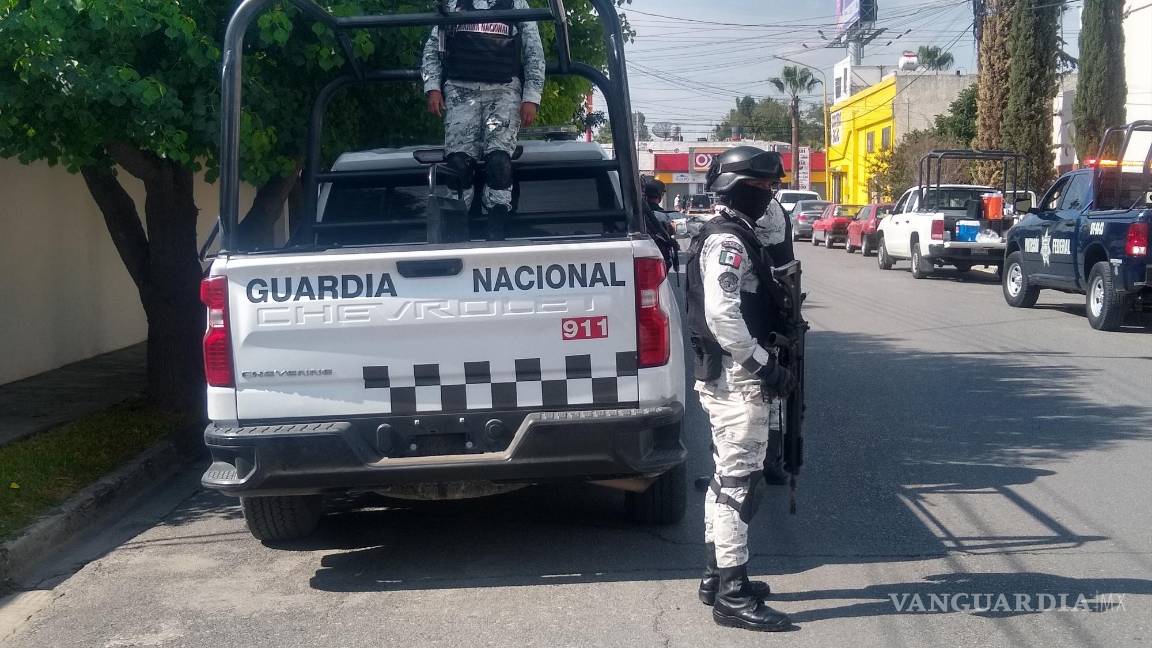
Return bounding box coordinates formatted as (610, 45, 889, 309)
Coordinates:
(8, 242, 1152, 648)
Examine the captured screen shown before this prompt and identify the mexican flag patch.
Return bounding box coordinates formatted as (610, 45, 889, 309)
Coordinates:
(719, 249, 743, 269)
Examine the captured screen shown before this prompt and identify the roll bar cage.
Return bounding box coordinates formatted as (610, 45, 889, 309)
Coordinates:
(916, 149, 1028, 211)
(1092, 121, 1152, 212)
(218, 0, 641, 252)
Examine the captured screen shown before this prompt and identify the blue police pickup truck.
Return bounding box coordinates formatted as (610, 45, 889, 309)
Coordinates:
(1001, 123, 1152, 330)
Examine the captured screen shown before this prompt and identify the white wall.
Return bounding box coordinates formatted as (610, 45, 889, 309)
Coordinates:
(0, 158, 253, 385)
(1125, 2, 1152, 122)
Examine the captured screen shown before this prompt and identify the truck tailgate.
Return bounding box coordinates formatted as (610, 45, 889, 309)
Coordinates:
(221, 242, 642, 420)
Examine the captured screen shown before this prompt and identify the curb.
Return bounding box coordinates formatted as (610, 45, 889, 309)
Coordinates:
(0, 441, 182, 587)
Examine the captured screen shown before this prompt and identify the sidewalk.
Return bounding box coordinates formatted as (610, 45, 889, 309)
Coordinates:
(0, 344, 147, 447)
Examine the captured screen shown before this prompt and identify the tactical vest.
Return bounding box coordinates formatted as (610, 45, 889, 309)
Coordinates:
(686, 215, 786, 381)
(444, 0, 522, 84)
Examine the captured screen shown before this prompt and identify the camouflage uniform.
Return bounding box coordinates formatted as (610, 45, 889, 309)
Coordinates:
(694, 205, 784, 568)
(421, 0, 546, 211)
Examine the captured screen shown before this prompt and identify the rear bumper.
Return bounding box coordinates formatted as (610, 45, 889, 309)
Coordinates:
(928, 243, 1005, 265)
(202, 404, 686, 497)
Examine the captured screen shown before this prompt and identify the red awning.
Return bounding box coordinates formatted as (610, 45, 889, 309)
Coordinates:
(653, 153, 689, 172)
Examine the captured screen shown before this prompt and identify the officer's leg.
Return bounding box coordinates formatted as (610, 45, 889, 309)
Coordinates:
(479, 81, 522, 240)
(697, 391, 771, 606)
(443, 82, 483, 210)
(701, 389, 791, 631)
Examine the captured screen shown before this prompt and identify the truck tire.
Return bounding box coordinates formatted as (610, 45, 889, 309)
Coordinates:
(861, 236, 873, 256)
(1002, 252, 1040, 308)
(625, 461, 687, 525)
(877, 237, 894, 270)
(811, 232, 820, 246)
(1086, 261, 1125, 331)
(241, 495, 323, 542)
(910, 242, 932, 279)
(845, 237, 856, 254)
(825, 234, 835, 249)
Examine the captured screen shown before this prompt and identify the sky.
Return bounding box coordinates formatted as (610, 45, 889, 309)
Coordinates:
(600, 0, 1083, 141)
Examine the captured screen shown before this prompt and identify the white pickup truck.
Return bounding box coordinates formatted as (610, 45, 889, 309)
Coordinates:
(876, 184, 1026, 278)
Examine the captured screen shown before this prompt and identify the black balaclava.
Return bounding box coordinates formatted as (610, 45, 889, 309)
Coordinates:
(723, 180, 774, 222)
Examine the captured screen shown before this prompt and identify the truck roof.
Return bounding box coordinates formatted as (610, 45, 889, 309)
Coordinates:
(331, 141, 611, 172)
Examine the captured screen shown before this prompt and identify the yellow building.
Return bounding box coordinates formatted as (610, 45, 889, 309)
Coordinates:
(827, 75, 896, 205)
(827, 71, 979, 204)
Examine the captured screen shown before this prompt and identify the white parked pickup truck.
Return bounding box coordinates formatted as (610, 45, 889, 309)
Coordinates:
(876, 184, 1026, 278)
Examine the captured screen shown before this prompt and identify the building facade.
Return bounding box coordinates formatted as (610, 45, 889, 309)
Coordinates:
(827, 72, 978, 204)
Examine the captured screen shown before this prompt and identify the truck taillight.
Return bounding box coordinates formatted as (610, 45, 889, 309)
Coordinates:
(1126, 222, 1148, 257)
(200, 276, 234, 388)
(635, 257, 670, 368)
(931, 219, 944, 240)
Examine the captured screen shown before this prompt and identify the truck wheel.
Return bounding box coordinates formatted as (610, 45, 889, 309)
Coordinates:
(811, 232, 820, 246)
(877, 238, 894, 270)
(1086, 261, 1125, 331)
(910, 242, 931, 279)
(825, 235, 835, 249)
(241, 495, 323, 542)
(1002, 251, 1039, 308)
(625, 461, 687, 525)
(845, 238, 856, 254)
(861, 237, 873, 256)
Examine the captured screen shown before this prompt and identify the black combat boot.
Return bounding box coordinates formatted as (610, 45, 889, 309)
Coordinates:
(698, 543, 771, 606)
(487, 204, 509, 241)
(712, 564, 792, 632)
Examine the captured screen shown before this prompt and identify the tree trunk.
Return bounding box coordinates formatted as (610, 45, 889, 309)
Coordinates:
(139, 162, 206, 423)
(790, 96, 801, 190)
(84, 146, 207, 450)
(237, 165, 301, 249)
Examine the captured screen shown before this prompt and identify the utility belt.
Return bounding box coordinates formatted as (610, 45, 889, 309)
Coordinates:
(692, 337, 779, 383)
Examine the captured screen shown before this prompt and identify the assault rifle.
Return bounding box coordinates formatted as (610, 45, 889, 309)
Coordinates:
(769, 260, 808, 514)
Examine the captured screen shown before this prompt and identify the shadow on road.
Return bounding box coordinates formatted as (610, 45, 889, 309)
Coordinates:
(261, 329, 1152, 601)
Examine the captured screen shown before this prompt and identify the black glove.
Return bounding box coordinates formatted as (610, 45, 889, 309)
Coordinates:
(757, 361, 797, 398)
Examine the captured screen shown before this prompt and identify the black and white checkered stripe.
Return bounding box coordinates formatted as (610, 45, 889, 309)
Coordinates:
(363, 352, 639, 414)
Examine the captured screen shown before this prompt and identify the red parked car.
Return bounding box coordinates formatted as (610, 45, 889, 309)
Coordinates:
(845, 203, 894, 256)
(811, 204, 865, 249)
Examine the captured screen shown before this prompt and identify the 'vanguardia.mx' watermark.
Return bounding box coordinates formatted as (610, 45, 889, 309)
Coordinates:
(890, 592, 1127, 613)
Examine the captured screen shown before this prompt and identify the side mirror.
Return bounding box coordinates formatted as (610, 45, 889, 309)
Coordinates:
(1013, 196, 1033, 213)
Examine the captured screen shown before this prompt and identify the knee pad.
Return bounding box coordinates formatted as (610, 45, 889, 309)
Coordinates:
(710, 471, 765, 524)
(445, 152, 475, 192)
(484, 150, 513, 190)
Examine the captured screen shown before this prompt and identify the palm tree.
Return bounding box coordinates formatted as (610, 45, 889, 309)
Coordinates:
(769, 66, 822, 189)
(917, 45, 955, 72)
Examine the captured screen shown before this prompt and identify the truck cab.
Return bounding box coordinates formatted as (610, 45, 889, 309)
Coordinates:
(1002, 125, 1152, 331)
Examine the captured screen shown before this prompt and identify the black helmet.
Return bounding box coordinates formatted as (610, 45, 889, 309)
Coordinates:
(705, 146, 785, 194)
(643, 178, 666, 199)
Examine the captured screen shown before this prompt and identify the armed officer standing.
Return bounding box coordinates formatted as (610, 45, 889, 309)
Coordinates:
(422, 0, 546, 240)
(686, 146, 796, 632)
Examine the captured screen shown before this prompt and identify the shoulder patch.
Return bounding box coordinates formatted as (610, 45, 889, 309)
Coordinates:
(721, 240, 745, 254)
(718, 249, 743, 269)
(718, 272, 739, 293)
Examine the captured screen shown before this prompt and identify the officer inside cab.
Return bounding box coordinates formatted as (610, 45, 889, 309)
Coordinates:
(686, 146, 797, 632)
(421, 0, 546, 240)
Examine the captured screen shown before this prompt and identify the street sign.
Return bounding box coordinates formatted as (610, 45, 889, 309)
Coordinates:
(690, 147, 727, 173)
(798, 146, 811, 191)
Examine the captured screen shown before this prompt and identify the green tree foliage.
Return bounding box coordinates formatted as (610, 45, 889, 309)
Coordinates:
(871, 129, 965, 198)
(0, 0, 627, 421)
(1073, 0, 1127, 161)
(933, 84, 977, 145)
(916, 45, 955, 72)
(712, 97, 823, 145)
(769, 66, 822, 188)
(1002, 0, 1064, 192)
(974, 0, 1016, 185)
